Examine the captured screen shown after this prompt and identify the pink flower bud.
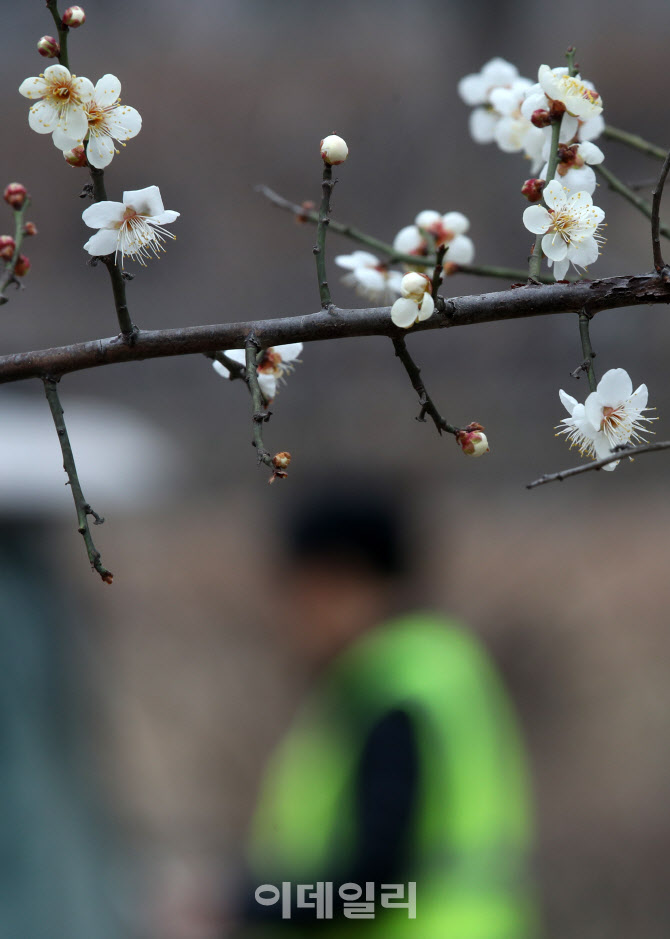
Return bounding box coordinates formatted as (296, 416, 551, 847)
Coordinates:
(63, 146, 88, 167)
(37, 35, 60, 57)
(0, 235, 16, 259)
(320, 134, 348, 165)
(521, 178, 546, 203)
(456, 422, 489, 457)
(530, 109, 552, 128)
(23, 221, 38, 237)
(4, 183, 28, 209)
(13, 255, 31, 277)
(62, 5, 86, 27)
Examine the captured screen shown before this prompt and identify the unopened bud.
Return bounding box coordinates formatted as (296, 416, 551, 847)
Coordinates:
(272, 451, 291, 470)
(62, 5, 85, 27)
(400, 271, 431, 301)
(0, 235, 16, 259)
(63, 145, 88, 167)
(530, 109, 552, 128)
(37, 35, 60, 57)
(320, 134, 348, 165)
(23, 221, 38, 237)
(456, 422, 489, 457)
(521, 178, 546, 203)
(13, 255, 31, 277)
(4, 183, 28, 209)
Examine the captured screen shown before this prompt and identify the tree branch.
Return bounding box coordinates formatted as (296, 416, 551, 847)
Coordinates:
(0, 273, 668, 385)
(391, 335, 459, 435)
(603, 124, 667, 161)
(578, 310, 597, 392)
(245, 336, 274, 470)
(314, 164, 334, 309)
(527, 440, 670, 488)
(0, 197, 31, 305)
(46, 0, 70, 70)
(595, 163, 670, 243)
(43, 377, 113, 582)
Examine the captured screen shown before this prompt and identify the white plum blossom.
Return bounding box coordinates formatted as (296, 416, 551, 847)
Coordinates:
(458, 58, 520, 144)
(557, 369, 653, 470)
(390, 272, 434, 329)
(19, 64, 93, 143)
(334, 251, 403, 304)
(53, 74, 141, 169)
(82, 185, 179, 266)
(523, 180, 605, 281)
(489, 80, 545, 168)
(521, 66, 604, 145)
(539, 140, 604, 195)
(393, 210, 475, 269)
(212, 344, 303, 400)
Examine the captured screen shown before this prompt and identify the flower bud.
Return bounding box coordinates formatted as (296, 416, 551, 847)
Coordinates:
(37, 35, 60, 57)
(530, 108, 552, 128)
(320, 134, 348, 165)
(456, 422, 489, 457)
(62, 5, 85, 27)
(521, 178, 545, 203)
(63, 145, 88, 167)
(4, 183, 28, 209)
(23, 221, 38, 237)
(400, 271, 431, 301)
(272, 451, 291, 470)
(0, 235, 16, 259)
(13, 255, 31, 277)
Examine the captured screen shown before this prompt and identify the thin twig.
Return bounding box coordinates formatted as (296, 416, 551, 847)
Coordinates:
(205, 350, 248, 382)
(595, 163, 670, 242)
(578, 310, 597, 392)
(603, 125, 667, 161)
(256, 184, 555, 283)
(529, 117, 563, 283)
(391, 335, 459, 435)
(431, 244, 448, 306)
(651, 148, 670, 272)
(43, 377, 113, 582)
(314, 165, 334, 309)
(527, 440, 670, 488)
(0, 197, 31, 305)
(46, 0, 70, 69)
(244, 336, 273, 469)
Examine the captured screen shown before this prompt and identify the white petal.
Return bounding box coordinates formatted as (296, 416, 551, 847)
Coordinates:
(105, 106, 142, 141)
(542, 232, 568, 261)
(276, 343, 303, 362)
(520, 90, 547, 122)
(469, 108, 498, 143)
(86, 131, 116, 168)
(354, 267, 386, 292)
(52, 127, 79, 150)
(44, 64, 72, 84)
(596, 368, 633, 406)
(543, 180, 567, 211)
(579, 115, 605, 142)
(631, 384, 649, 412)
(123, 186, 164, 216)
(83, 228, 119, 256)
(557, 114, 579, 143)
(224, 349, 247, 366)
(62, 105, 88, 140)
(416, 293, 434, 322)
(335, 251, 378, 270)
(19, 75, 51, 99)
(94, 74, 122, 103)
(593, 433, 618, 468)
(258, 373, 277, 399)
(391, 297, 419, 329)
(561, 165, 596, 195)
(559, 390, 579, 415)
(523, 205, 552, 234)
(415, 210, 442, 229)
(28, 99, 59, 134)
(584, 392, 604, 432)
(150, 210, 179, 225)
(552, 258, 570, 281)
(458, 74, 488, 106)
(446, 234, 474, 265)
(393, 225, 423, 255)
(81, 200, 125, 229)
(568, 236, 599, 268)
(579, 141, 604, 165)
(441, 211, 469, 235)
(72, 75, 94, 102)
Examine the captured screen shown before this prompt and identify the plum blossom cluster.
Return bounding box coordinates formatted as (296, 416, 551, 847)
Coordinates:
(334, 251, 403, 304)
(212, 343, 303, 401)
(393, 209, 475, 271)
(459, 58, 604, 191)
(557, 369, 654, 470)
(19, 65, 141, 169)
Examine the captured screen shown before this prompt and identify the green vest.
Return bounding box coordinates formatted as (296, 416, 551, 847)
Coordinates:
(248, 614, 538, 937)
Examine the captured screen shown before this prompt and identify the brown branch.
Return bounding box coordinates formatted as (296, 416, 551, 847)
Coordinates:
(391, 335, 458, 435)
(651, 149, 670, 272)
(527, 440, 670, 488)
(0, 273, 668, 385)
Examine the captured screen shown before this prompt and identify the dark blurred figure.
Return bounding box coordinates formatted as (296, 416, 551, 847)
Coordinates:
(234, 482, 538, 937)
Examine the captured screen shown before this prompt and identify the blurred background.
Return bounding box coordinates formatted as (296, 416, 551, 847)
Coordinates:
(1, 0, 670, 936)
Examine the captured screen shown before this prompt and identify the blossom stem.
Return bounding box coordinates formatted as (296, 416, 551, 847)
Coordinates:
(529, 117, 563, 282)
(431, 244, 448, 305)
(651, 148, 670, 272)
(565, 46, 577, 78)
(391, 335, 459, 436)
(257, 184, 554, 283)
(527, 439, 670, 488)
(0, 197, 31, 305)
(314, 165, 334, 309)
(602, 125, 667, 161)
(245, 336, 274, 469)
(46, 0, 70, 70)
(578, 311, 597, 392)
(43, 377, 113, 582)
(595, 163, 670, 241)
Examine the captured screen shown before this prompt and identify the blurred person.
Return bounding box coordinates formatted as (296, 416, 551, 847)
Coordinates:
(233, 481, 538, 937)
